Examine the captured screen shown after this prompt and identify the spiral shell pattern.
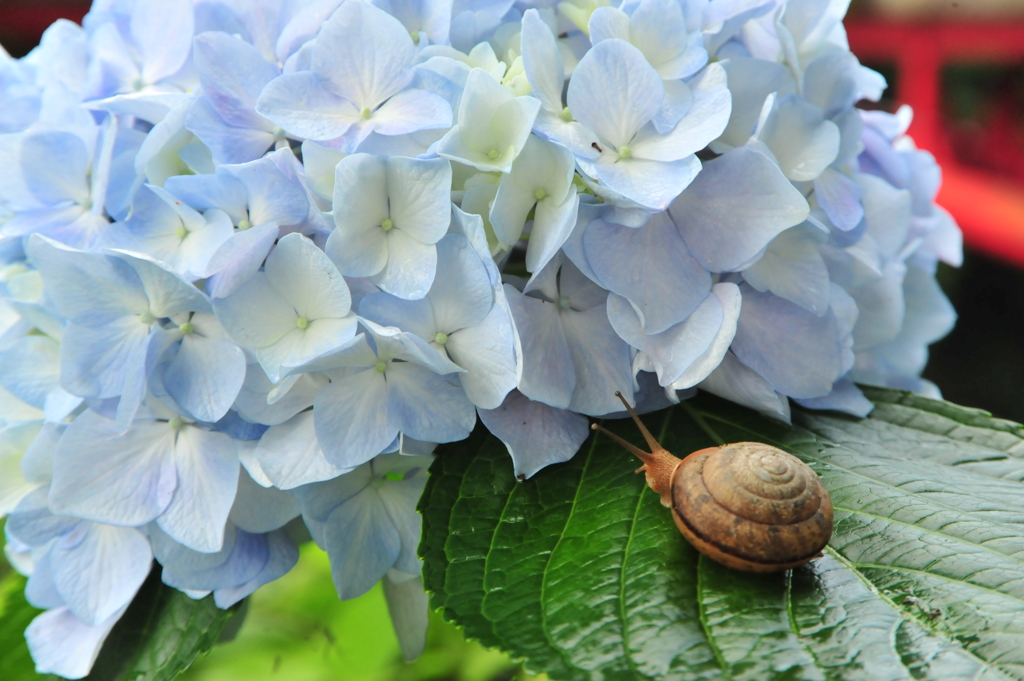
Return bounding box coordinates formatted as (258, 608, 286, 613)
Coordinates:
(670, 442, 833, 572)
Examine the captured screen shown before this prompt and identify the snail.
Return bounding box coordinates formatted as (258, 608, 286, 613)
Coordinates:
(590, 392, 833, 573)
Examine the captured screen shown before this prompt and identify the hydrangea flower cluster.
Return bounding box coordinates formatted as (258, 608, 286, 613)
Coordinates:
(0, 0, 960, 676)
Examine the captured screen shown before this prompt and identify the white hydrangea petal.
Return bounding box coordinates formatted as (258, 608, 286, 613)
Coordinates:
(794, 379, 873, 417)
(592, 154, 701, 213)
(27, 236, 148, 324)
(520, 9, 566, 113)
(428, 234, 493, 332)
(437, 69, 541, 173)
(587, 7, 630, 44)
(369, 89, 452, 136)
(0, 335, 61, 408)
(527, 190, 580, 276)
(213, 529, 298, 608)
(716, 58, 798, 151)
(376, 474, 426, 574)
(311, 0, 415, 108)
(0, 422, 41, 516)
(266, 233, 352, 320)
(204, 222, 280, 299)
(651, 79, 694, 134)
(110, 250, 211, 317)
(813, 167, 863, 232)
(759, 98, 840, 182)
(386, 157, 452, 245)
(608, 290, 718, 387)
(372, 230, 437, 300)
(631, 63, 731, 162)
(567, 39, 664, 149)
(130, 0, 194, 84)
(214, 272, 300, 349)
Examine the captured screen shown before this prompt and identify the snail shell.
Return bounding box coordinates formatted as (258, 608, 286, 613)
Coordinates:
(591, 393, 833, 573)
(670, 443, 833, 573)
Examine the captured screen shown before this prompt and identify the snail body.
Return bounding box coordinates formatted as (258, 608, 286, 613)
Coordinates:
(591, 394, 833, 573)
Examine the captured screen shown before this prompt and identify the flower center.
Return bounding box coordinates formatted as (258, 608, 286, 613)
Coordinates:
(296, 317, 309, 329)
(139, 311, 156, 325)
(381, 218, 394, 231)
(238, 218, 252, 230)
(179, 321, 194, 335)
(361, 106, 373, 120)
(375, 361, 388, 373)
(559, 106, 573, 122)
(168, 417, 185, 430)
(174, 226, 188, 239)
(487, 148, 499, 160)
(534, 188, 547, 201)
(434, 331, 449, 345)
(558, 297, 571, 310)
(618, 145, 632, 160)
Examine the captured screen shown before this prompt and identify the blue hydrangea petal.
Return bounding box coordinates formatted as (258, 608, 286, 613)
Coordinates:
(254, 411, 353, 489)
(157, 426, 239, 553)
(323, 487, 401, 600)
(385, 363, 475, 443)
(314, 368, 396, 468)
(478, 389, 590, 479)
(584, 212, 711, 334)
(51, 523, 152, 626)
(504, 285, 575, 409)
(49, 412, 178, 527)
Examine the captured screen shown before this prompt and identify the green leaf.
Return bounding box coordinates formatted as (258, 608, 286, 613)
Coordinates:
(0, 570, 45, 681)
(0, 564, 239, 681)
(82, 567, 239, 681)
(419, 389, 1024, 681)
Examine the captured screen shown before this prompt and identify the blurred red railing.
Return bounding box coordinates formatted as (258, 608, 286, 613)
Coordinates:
(847, 21, 1024, 266)
(0, 2, 87, 42)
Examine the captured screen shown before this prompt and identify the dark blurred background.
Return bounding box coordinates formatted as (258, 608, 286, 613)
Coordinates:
(3, 0, 1024, 423)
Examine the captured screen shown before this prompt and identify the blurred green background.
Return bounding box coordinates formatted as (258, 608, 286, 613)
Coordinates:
(0, 529, 543, 681)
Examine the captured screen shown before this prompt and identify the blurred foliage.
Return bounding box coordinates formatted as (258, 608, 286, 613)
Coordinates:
(181, 543, 537, 681)
(0, 531, 540, 681)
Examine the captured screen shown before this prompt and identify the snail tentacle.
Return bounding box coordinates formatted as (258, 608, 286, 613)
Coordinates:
(590, 391, 682, 504)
